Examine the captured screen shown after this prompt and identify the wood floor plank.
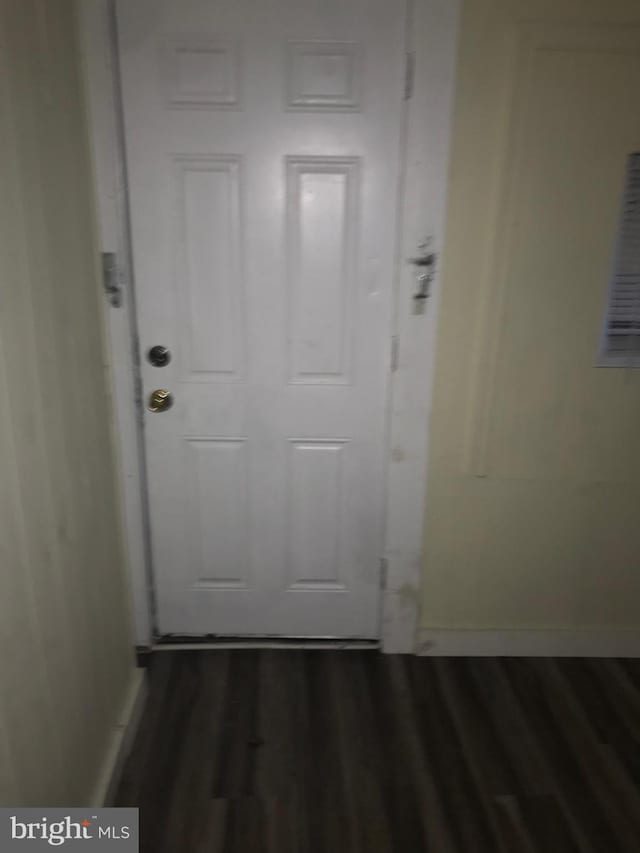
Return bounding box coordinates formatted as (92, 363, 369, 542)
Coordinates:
(329, 653, 394, 853)
(284, 650, 313, 853)
(223, 797, 267, 853)
(357, 653, 430, 852)
(437, 658, 521, 798)
(263, 797, 298, 853)
(504, 658, 631, 853)
(596, 659, 640, 732)
(407, 657, 499, 853)
(127, 653, 201, 850)
(304, 652, 350, 852)
(163, 652, 231, 851)
(493, 794, 541, 853)
(432, 658, 515, 853)
(532, 659, 640, 845)
(115, 651, 640, 853)
(254, 650, 296, 799)
(114, 651, 174, 804)
(473, 658, 594, 852)
(211, 650, 260, 798)
(346, 655, 425, 850)
(464, 658, 550, 797)
(195, 799, 228, 853)
(517, 794, 583, 853)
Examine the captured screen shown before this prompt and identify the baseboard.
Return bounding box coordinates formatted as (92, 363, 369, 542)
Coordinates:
(153, 639, 378, 651)
(415, 628, 640, 657)
(90, 667, 147, 806)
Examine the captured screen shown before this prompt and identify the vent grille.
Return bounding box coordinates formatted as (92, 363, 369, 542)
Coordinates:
(601, 152, 640, 365)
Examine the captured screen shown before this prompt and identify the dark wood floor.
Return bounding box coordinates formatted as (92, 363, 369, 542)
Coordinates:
(115, 650, 640, 852)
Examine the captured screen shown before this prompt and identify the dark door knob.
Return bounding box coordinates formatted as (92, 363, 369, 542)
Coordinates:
(147, 345, 171, 367)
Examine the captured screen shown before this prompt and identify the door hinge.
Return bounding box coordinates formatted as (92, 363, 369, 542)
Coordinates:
(101, 251, 122, 307)
(380, 557, 389, 590)
(404, 51, 415, 100)
(390, 335, 399, 373)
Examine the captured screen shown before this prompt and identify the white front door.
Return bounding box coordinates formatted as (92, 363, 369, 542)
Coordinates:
(117, 0, 407, 637)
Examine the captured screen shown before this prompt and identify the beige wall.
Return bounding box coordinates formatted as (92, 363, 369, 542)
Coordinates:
(0, 0, 136, 805)
(421, 0, 640, 632)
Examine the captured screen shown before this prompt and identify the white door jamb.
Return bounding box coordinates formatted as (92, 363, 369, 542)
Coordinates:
(382, 0, 459, 652)
(77, 0, 155, 646)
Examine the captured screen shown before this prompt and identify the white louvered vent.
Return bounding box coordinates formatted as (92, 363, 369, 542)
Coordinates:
(600, 152, 640, 366)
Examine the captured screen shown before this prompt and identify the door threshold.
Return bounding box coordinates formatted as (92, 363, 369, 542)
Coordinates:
(153, 635, 380, 651)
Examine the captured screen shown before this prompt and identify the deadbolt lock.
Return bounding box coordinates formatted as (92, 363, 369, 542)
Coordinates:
(148, 345, 171, 367)
(147, 389, 174, 413)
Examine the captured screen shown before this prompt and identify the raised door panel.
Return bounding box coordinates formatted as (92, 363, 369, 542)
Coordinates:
(285, 40, 362, 111)
(175, 155, 245, 380)
(286, 157, 359, 384)
(163, 36, 242, 109)
(286, 440, 349, 590)
(186, 439, 251, 589)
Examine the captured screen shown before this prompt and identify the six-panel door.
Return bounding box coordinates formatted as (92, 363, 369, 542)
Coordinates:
(117, 0, 406, 636)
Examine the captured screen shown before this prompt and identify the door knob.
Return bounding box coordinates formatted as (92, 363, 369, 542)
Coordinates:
(147, 345, 171, 367)
(147, 389, 174, 413)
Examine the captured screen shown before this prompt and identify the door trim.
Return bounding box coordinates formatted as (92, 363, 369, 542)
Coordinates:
(77, 0, 460, 652)
(382, 0, 460, 652)
(77, 0, 154, 646)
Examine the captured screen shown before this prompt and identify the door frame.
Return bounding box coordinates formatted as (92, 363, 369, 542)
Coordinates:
(77, 0, 460, 652)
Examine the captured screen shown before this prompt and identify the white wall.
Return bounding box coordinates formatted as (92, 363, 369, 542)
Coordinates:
(0, 0, 138, 805)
